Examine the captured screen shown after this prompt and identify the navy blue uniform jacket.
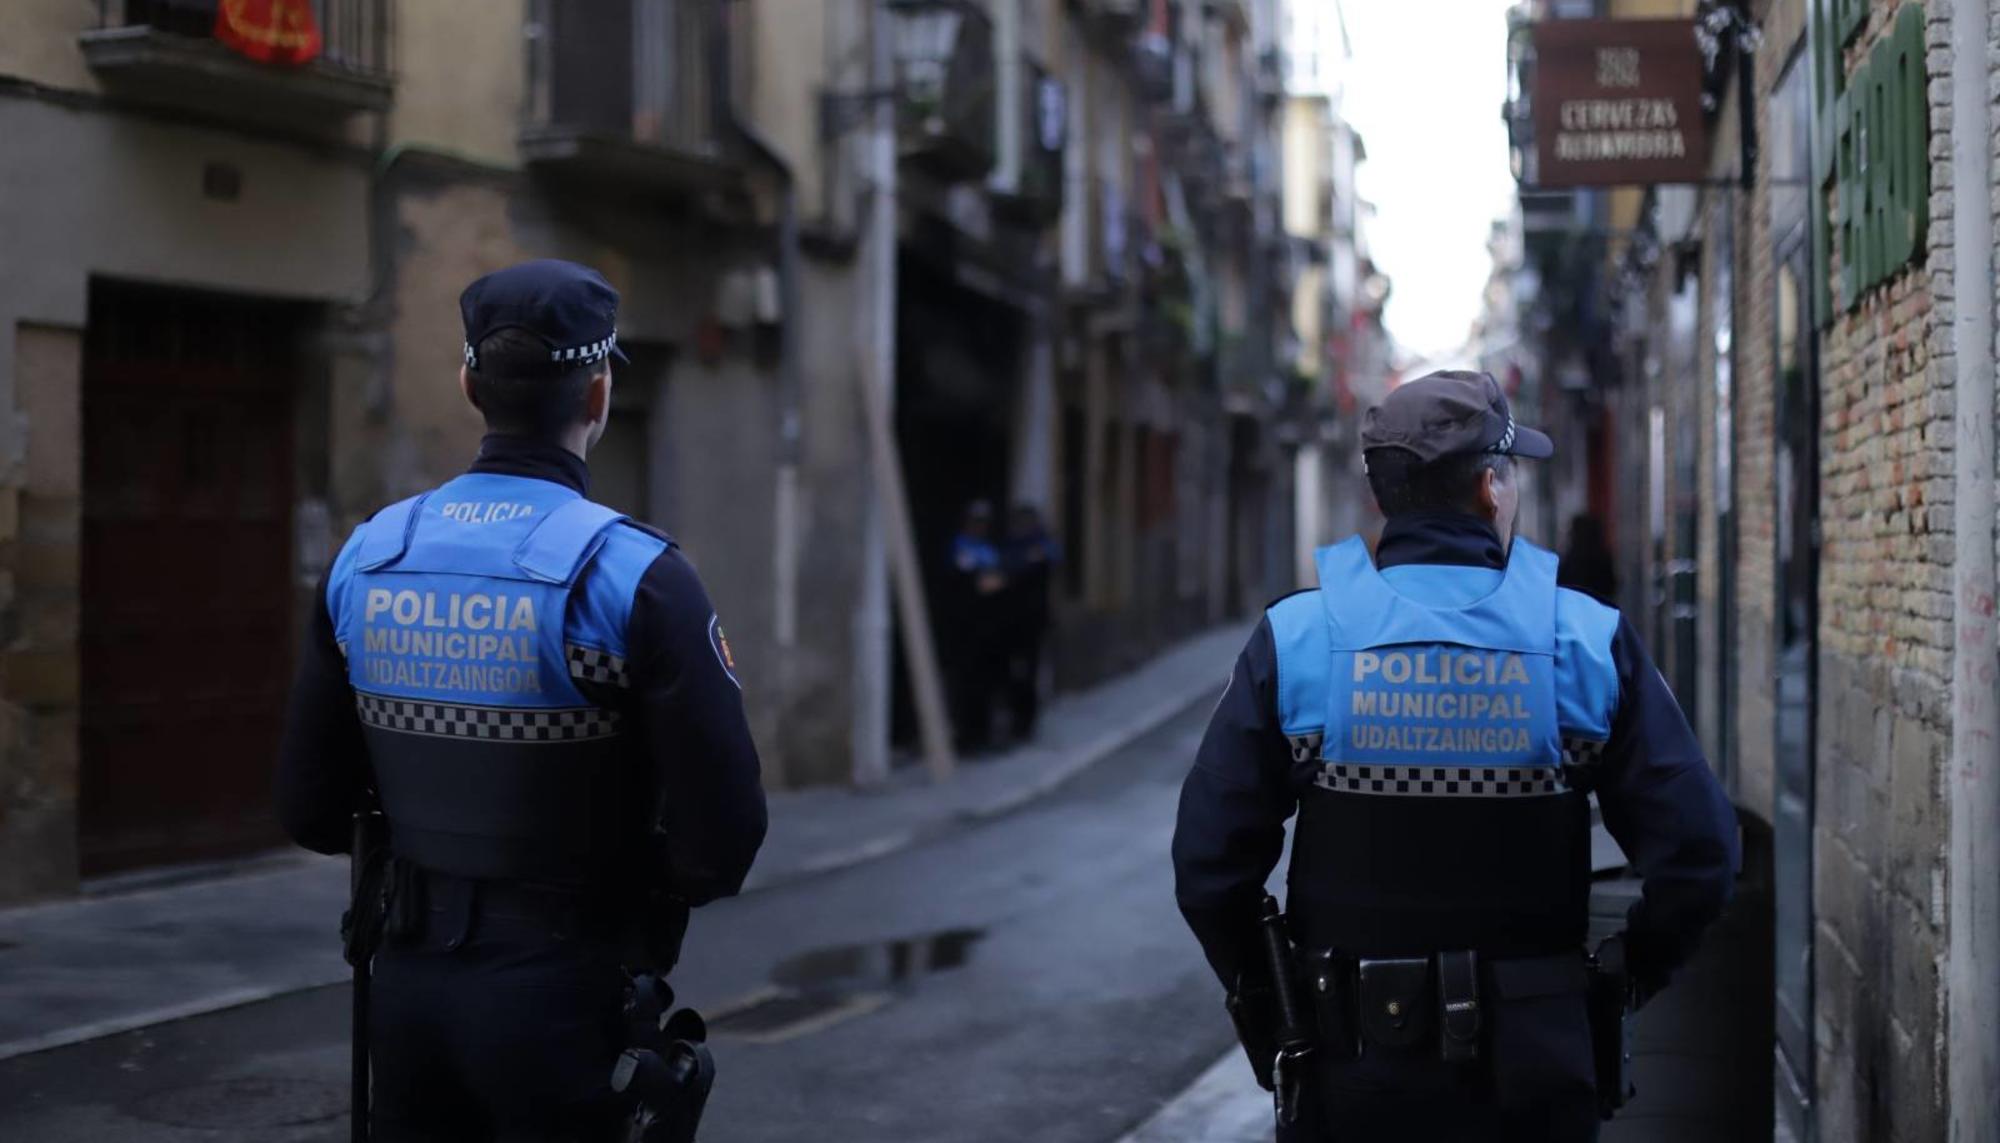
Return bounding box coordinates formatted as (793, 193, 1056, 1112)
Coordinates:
(1171, 513, 1739, 996)
(276, 435, 767, 906)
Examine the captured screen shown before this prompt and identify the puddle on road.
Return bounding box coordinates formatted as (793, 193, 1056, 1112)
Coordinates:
(709, 928, 984, 1045)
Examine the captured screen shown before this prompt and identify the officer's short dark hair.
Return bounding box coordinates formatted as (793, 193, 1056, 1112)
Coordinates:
(466, 328, 603, 435)
(1365, 449, 1514, 517)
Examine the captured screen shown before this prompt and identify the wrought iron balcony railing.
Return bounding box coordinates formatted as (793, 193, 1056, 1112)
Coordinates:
(520, 0, 738, 194)
(994, 56, 1066, 226)
(80, 0, 392, 126)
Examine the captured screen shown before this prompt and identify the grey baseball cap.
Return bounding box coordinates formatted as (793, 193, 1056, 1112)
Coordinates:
(1360, 370, 1554, 463)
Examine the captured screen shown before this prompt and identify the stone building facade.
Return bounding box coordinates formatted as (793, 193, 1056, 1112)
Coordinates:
(0, 0, 1301, 902)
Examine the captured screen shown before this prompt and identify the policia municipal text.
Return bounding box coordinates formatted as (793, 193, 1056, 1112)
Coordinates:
(277, 260, 768, 1142)
(1172, 371, 1739, 1142)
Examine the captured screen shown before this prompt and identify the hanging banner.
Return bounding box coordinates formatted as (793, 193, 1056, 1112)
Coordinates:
(214, 0, 324, 68)
(1530, 19, 1708, 188)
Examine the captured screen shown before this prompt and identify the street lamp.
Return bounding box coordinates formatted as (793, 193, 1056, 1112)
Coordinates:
(818, 0, 974, 141)
(888, 0, 964, 127)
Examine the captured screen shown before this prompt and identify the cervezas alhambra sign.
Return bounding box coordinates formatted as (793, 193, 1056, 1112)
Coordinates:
(1530, 19, 1709, 188)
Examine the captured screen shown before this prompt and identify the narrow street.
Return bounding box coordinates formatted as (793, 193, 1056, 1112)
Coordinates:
(0, 704, 1237, 1142)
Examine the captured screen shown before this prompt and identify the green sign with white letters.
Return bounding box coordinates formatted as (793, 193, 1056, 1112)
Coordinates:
(1812, 1, 1929, 319)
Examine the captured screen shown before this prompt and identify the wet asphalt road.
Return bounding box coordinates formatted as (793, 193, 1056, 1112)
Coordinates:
(0, 702, 1238, 1142)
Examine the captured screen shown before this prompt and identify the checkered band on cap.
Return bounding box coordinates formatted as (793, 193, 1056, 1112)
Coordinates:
(1490, 415, 1517, 453)
(552, 330, 618, 365)
(566, 644, 629, 689)
(462, 329, 617, 372)
(356, 693, 621, 742)
(1313, 760, 1570, 799)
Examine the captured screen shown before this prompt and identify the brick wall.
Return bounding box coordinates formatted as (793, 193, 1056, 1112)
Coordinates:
(1553, 0, 1970, 1132)
(1808, 3, 1954, 1138)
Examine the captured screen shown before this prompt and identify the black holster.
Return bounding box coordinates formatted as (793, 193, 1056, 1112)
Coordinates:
(1260, 898, 1316, 1126)
(1586, 937, 1636, 1119)
(613, 972, 716, 1142)
(1222, 898, 1318, 1119)
(342, 816, 391, 969)
(1226, 975, 1281, 1092)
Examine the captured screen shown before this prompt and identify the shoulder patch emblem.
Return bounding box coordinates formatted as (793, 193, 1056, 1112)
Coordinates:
(708, 614, 740, 688)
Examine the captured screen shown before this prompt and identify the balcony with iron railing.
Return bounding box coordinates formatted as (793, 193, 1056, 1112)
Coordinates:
(1253, 46, 1283, 105)
(80, 0, 392, 129)
(992, 56, 1066, 226)
(520, 0, 738, 195)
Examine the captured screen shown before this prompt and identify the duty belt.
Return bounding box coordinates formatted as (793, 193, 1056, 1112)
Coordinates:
(1304, 947, 1587, 1063)
(394, 867, 625, 948)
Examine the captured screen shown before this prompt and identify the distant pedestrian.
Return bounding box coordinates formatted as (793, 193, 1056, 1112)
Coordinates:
(1001, 503, 1062, 739)
(1558, 514, 1618, 603)
(946, 501, 1007, 752)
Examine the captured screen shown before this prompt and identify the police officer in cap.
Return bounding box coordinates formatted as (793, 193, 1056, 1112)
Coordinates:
(1171, 370, 1738, 1141)
(277, 259, 767, 1140)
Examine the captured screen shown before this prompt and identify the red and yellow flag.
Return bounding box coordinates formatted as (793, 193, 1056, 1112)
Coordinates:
(214, 0, 323, 67)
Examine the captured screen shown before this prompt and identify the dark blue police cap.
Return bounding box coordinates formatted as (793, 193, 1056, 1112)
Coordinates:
(1361, 370, 1553, 464)
(460, 259, 630, 373)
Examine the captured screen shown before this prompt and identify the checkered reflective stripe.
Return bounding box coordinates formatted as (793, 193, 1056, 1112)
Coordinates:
(1559, 735, 1609, 788)
(1312, 761, 1570, 798)
(356, 693, 621, 742)
(566, 644, 629, 688)
(1562, 736, 1608, 767)
(1287, 732, 1325, 764)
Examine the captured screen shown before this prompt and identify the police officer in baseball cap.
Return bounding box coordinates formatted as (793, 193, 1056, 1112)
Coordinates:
(278, 259, 766, 1140)
(1172, 370, 1738, 1141)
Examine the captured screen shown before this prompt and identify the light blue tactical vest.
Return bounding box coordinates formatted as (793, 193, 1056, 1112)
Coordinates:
(327, 472, 669, 883)
(1267, 536, 1622, 956)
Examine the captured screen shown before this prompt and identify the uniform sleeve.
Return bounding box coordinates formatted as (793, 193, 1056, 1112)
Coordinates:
(1593, 616, 1741, 998)
(625, 549, 768, 906)
(274, 567, 370, 855)
(1172, 618, 1297, 989)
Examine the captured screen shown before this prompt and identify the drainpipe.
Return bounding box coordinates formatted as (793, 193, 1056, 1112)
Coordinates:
(850, 0, 896, 787)
(1946, 0, 1999, 1134)
(725, 122, 804, 656)
(717, 3, 807, 786)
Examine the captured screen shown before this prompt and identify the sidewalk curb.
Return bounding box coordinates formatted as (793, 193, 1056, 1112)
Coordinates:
(740, 677, 1218, 894)
(0, 978, 351, 1063)
(0, 633, 1234, 1062)
(1114, 1049, 1265, 1143)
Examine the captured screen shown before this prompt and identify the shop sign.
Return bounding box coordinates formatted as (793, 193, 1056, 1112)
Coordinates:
(1530, 20, 1709, 188)
(1813, 2, 1929, 316)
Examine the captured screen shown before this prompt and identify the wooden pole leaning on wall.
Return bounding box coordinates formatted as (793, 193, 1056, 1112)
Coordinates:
(855, 353, 958, 783)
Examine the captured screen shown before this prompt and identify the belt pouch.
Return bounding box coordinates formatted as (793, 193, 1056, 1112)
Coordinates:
(1356, 957, 1433, 1052)
(1437, 950, 1481, 1062)
(1304, 949, 1358, 1062)
(385, 858, 427, 941)
(1488, 953, 1593, 1112)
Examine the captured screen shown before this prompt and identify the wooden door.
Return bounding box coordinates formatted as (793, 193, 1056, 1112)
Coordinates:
(79, 282, 301, 874)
